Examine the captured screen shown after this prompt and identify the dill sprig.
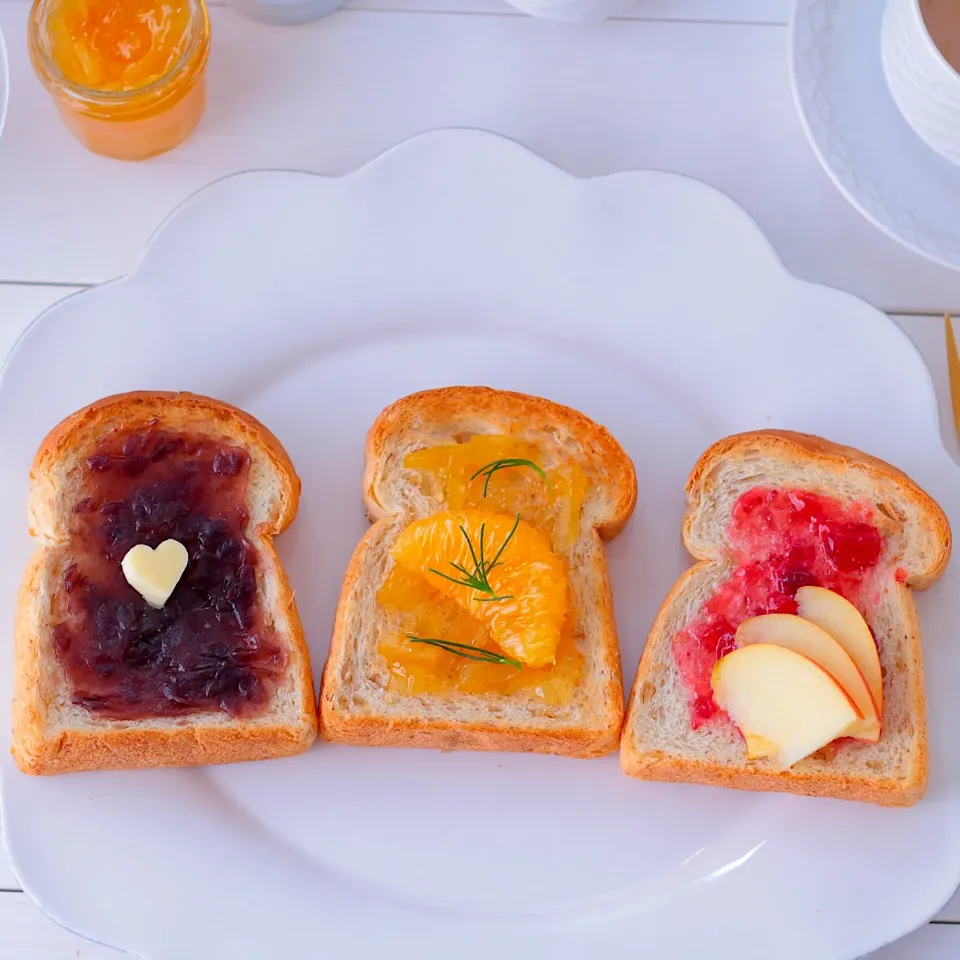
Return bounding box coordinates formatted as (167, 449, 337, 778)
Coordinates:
(406, 635, 522, 669)
(470, 458, 552, 498)
(429, 513, 520, 602)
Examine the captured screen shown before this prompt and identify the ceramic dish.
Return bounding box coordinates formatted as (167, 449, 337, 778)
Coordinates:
(791, 0, 960, 270)
(502, 0, 636, 23)
(1, 130, 959, 960)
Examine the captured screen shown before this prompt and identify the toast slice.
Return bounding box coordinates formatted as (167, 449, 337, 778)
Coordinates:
(319, 387, 637, 757)
(13, 391, 317, 774)
(621, 431, 951, 806)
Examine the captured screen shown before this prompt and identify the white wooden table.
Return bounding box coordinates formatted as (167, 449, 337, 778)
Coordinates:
(1, 0, 960, 955)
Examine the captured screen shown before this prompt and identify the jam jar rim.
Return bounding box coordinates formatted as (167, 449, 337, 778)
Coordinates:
(27, 0, 210, 108)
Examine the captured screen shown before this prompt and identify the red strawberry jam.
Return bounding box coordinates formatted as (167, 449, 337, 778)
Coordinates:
(674, 488, 883, 727)
(50, 427, 286, 720)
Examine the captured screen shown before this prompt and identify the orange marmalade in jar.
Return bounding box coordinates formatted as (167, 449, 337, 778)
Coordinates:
(28, 0, 210, 160)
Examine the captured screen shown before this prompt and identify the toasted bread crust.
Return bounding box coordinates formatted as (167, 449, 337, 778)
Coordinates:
(13, 391, 317, 775)
(621, 430, 947, 806)
(619, 741, 927, 807)
(14, 717, 316, 775)
(29, 391, 301, 541)
(320, 714, 617, 757)
(363, 386, 637, 536)
(683, 430, 951, 586)
(320, 386, 635, 757)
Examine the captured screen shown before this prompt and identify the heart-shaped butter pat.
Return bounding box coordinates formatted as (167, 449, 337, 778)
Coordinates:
(121, 540, 189, 608)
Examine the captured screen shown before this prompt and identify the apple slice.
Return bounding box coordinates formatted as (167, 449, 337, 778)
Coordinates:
(795, 585, 882, 716)
(711, 644, 861, 768)
(736, 614, 880, 742)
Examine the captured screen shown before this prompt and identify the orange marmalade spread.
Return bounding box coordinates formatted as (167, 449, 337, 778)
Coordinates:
(28, 0, 210, 160)
(377, 435, 587, 704)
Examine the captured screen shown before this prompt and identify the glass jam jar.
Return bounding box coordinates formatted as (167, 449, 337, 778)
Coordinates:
(28, 0, 210, 161)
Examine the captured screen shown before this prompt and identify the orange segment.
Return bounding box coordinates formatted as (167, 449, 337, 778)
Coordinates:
(381, 437, 585, 699)
(551, 461, 588, 552)
(46, 0, 195, 92)
(403, 435, 585, 552)
(377, 566, 492, 694)
(391, 509, 568, 668)
(376, 565, 582, 703)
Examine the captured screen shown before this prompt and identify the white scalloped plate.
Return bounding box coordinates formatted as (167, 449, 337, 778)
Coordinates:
(1, 130, 959, 960)
(791, 0, 960, 270)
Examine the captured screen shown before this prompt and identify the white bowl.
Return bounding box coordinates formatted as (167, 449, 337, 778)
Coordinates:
(882, 0, 960, 165)
(225, 0, 346, 24)
(504, 0, 636, 23)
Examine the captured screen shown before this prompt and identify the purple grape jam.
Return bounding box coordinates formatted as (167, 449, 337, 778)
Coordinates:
(51, 427, 286, 719)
